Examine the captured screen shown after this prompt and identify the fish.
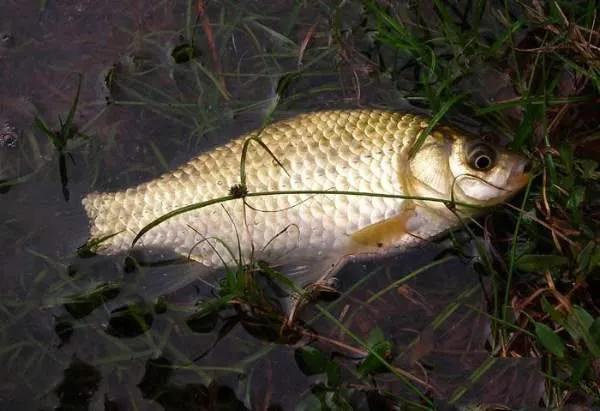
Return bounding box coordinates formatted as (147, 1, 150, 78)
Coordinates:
(82, 109, 529, 290)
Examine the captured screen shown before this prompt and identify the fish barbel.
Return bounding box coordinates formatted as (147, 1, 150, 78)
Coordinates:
(82, 109, 528, 285)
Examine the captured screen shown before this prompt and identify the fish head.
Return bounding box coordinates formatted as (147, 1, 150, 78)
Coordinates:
(409, 126, 530, 209)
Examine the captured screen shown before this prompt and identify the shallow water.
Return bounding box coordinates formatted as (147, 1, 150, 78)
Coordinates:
(1, 1, 544, 409)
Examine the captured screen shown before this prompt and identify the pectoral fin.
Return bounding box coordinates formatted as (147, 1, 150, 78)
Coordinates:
(351, 206, 417, 250)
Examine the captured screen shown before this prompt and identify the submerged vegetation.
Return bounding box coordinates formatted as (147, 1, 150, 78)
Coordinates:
(0, 0, 598, 409)
(34, 74, 86, 202)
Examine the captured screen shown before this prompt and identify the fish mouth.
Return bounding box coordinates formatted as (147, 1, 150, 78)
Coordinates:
(506, 158, 531, 191)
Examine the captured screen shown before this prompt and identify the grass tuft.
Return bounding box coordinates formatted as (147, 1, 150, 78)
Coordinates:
(33, 74, 87, 202)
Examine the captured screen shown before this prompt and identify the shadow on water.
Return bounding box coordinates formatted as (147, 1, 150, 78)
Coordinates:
(0, 1, 548, 409)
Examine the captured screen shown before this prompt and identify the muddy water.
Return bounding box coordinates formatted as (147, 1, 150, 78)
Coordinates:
(0, 1, 543, 409)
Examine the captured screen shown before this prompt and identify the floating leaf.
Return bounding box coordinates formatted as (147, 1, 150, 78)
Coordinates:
(105, 302, 153, 338)
(534, 322, 565, 359)
(55, 357, 101, 410)
(64, 283, 120, 319)
(171, 43, 197, 64)
(357, 342, 392, 376)
(186, 309, 219, 334)
(358, 328, 393, 376)
(138, 356, 173, 398)
(294, 346, 328, 376)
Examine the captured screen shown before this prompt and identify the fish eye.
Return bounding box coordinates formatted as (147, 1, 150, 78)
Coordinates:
(467, 143, 496, 171)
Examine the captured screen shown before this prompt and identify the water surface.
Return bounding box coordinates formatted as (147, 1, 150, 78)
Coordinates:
(0, 1, 543, 409)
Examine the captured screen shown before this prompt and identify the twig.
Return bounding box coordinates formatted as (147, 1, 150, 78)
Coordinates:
(298, 23, 318, 67)
(301, 329, 368, 357)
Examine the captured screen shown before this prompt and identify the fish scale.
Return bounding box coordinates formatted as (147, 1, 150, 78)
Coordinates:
(83, 110, 423, 272)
